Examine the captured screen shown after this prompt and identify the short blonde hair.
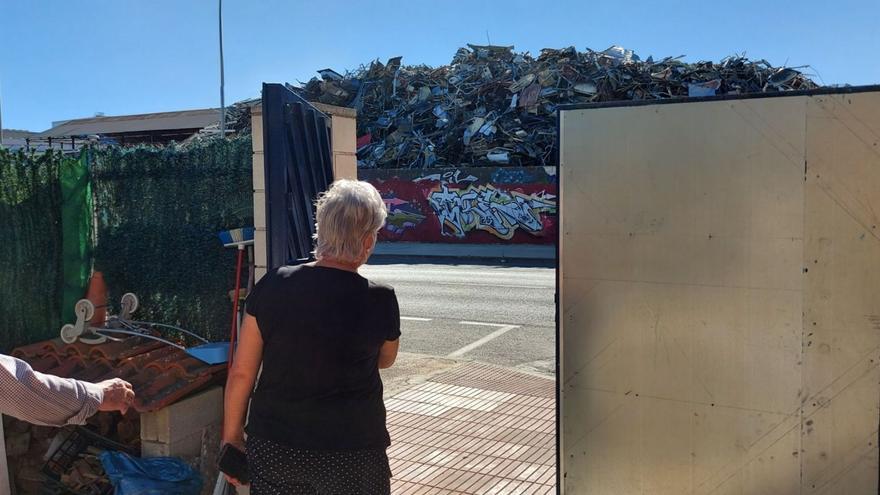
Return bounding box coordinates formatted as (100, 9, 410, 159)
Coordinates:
(313, 179, 387, 263)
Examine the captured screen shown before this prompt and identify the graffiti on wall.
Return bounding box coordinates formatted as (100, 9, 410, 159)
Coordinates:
(415, 170, 478, 184)
(384, 197, 427, 235)
(428, 184, 556, 239)
(363, 166, 557, 244)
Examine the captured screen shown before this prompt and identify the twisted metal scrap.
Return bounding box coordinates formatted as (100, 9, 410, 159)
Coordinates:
(292, 45, 817, 169)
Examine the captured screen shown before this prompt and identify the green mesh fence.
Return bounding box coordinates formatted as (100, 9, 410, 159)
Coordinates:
(61, 153, 94, 326)
(90, 136, 253, 343)
(0, 149, 66, 352)
(0, 137, 252, 351)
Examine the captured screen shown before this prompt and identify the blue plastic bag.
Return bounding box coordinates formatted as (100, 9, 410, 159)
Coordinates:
(99, 451, 203, 495)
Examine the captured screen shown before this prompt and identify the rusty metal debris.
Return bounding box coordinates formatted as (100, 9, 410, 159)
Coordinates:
(293, 44, 817, 169)
(4, 419, 136, 495)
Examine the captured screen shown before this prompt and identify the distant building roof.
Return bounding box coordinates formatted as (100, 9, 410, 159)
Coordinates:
(2, 129, 40, 139)
(41, 108, 220, 138)
(1, 129, 42, 151)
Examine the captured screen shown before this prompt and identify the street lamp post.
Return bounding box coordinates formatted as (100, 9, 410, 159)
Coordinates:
(0, 78, 5, 148)
(219, 0, 226, 136)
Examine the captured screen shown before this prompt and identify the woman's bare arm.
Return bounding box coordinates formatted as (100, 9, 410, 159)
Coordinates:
(223, 314, 264, 448)
(378, 339, 399, 369)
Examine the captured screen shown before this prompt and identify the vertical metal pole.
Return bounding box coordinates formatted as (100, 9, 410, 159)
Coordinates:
(227, 245, 245, 368)
(219, 0, 226, 136)
(0, 77, 4, 148)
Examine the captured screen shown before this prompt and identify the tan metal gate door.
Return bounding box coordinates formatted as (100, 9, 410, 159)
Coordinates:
(559, 88, 880, 494)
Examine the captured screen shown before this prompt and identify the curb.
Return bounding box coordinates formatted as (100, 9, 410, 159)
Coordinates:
(371, 242, 556, 260)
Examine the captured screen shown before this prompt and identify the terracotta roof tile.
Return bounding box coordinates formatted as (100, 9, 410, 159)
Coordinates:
(12, 337, 226, 413)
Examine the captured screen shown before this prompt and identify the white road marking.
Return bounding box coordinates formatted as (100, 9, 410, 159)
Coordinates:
(448, 322, 520, 357)
(459, 321, 516, 327)
(434, 282, 551, 289)
(400, 316, 432, 321)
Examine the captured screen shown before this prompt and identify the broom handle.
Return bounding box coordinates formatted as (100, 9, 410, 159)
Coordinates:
(227, 246, 245, 368)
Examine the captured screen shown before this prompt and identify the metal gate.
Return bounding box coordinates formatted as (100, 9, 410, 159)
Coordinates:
(558, 86, 880, 494)
(261, 83, 334, 268)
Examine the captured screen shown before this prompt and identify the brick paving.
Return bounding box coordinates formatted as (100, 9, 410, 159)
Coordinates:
(387, 362, 556, 494)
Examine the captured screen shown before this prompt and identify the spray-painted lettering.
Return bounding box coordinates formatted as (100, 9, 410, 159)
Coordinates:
(363, 166, 558, 244)
(428, 184, 556, 239)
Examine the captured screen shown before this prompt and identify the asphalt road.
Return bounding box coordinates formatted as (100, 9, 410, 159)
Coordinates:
(360, 257, 556, 376)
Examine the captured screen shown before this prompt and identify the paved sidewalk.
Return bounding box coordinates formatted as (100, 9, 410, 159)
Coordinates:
(386, 362, 557, 494)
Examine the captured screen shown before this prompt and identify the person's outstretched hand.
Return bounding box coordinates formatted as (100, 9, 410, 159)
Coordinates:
(96, 378, 135, 414)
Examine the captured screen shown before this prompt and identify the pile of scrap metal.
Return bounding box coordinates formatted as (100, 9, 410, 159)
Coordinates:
(223, 98, 258, 134)
(293, 44, 817, 169)
(188, 97, 259, 142)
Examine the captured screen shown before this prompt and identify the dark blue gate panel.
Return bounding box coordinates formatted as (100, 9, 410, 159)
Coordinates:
(262, 83, 334, 269)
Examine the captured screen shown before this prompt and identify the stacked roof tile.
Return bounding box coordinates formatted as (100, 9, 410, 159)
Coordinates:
(12, 337, 226, 413)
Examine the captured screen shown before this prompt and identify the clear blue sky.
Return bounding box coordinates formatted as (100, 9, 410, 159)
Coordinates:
(1, 0, 878, 131)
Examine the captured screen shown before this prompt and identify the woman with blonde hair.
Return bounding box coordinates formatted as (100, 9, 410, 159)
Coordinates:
(223, 179, 400, 494)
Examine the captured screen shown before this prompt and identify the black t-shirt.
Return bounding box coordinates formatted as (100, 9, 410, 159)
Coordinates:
(244, 264, 400, 451)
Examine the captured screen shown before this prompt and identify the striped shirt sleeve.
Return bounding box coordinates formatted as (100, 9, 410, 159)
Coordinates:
(0, 353, 104, 426)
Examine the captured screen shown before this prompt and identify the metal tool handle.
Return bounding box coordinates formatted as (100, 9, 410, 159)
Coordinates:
(108, 317, 210, 344)
(93, 328, 187, 350)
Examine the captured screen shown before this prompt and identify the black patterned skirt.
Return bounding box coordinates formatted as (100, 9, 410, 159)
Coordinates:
(246, 435, 391, 495)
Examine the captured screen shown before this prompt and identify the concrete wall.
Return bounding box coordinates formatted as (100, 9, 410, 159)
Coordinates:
(140, 387, 224, 458)
(251, 103, 356, 279)
(318, 103, 358, 180)
(559, 90, 880, 494)
(252, 104, 268, 281)
(360, 166, 557, 244)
